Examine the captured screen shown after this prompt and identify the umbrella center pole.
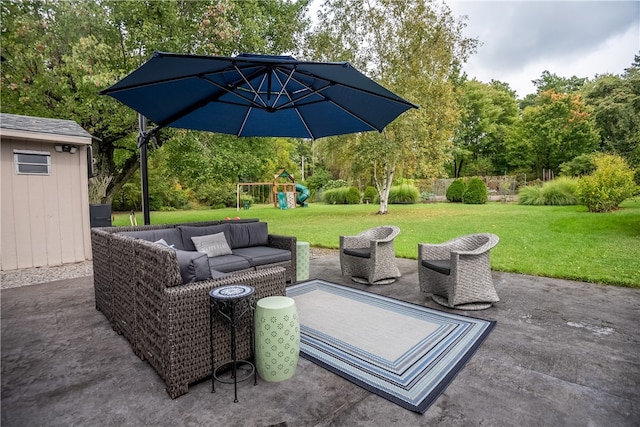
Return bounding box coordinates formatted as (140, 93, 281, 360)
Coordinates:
(137, 115, 162, 225)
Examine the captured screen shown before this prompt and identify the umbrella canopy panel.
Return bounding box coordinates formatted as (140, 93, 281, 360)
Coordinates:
(101, 52, 418, 140)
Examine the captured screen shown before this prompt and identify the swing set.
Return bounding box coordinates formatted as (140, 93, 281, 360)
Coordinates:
(236, 170, 299, 210)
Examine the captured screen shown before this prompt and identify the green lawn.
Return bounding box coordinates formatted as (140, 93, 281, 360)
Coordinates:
(113, 199, 640, 287)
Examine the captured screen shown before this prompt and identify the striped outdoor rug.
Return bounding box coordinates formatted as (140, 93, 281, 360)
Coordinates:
(286, 280, 495, 414)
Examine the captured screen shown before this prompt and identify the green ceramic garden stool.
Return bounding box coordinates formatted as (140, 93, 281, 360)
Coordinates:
(254, 296, 300, 382)
(296, 241, 310, 282)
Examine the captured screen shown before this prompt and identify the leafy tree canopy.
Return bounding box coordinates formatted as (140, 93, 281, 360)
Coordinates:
(1, 0, 310, 203)
(306, 0, 477, 213)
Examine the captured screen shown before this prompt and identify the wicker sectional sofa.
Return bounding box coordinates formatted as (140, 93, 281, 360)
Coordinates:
(91, 219, 296, 398)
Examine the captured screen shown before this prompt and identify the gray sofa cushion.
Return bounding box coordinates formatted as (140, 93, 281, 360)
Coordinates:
(174, 249, 212, 283)
(207, 255, 252, 273)
(209, 269, 231, 279)
(119, 228, 184, 250)
(228, 222, 269, 249)
(232, 246, 291, 267)
(179, 224, 230, 251)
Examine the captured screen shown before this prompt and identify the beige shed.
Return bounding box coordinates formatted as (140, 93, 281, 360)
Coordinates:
(1, 113, 93, 270)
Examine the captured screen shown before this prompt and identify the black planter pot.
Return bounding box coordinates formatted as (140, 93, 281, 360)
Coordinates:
(89, 204, 112, 227)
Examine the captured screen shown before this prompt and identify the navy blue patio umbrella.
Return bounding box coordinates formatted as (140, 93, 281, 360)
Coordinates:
(100, 51, 418, 223)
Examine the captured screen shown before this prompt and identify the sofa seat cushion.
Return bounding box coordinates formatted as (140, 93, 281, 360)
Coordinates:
(207, 254, 252, 273)
(119, 228, 185, 250)
(232, 246, 291, 267)
(228, 222, 269, 249)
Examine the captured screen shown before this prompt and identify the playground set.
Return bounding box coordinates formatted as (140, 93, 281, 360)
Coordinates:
(236, 169, 310, 210)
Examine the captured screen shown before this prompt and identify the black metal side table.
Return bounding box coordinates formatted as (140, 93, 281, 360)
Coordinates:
(209, 285, 256, 403)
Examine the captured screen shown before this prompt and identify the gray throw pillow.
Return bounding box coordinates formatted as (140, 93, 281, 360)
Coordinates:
(154, 238, 174, 248)
(174, 249, 211, 283)
(191, 232, 232, 258)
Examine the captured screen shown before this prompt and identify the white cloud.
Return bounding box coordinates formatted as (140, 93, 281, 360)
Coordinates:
(448, 0, 640, 97)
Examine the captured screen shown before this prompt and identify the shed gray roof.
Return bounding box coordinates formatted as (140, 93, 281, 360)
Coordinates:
(0, 113, 92, 139)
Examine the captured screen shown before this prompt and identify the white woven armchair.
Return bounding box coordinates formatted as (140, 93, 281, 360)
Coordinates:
(340, 225, 401, 285)
(418, 233, 500, 310)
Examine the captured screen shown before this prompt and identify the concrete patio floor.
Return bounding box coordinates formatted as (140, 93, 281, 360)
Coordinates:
(2, 254, 639, 426)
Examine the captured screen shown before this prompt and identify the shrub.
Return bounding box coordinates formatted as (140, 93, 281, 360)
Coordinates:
(576, 154, 637, 212)
(446, 179, 466, 202)
(560, 153, 597, 177)
(389, 184, 420, 204)
(518, 177, 579, 205)
(322, 187, 360, 204)
(239, 194, 253, 208)
(420, 191, 434, 201)
(194, 183, 237, 208)
(542, 177, 578, 205)
(346, 187, 361, 204)
(323, 179, 350, 190)
(305, 169, 332, 192)
(518, 185, 545, 205)
(462, 177, 488, 204)
(363, 186, 378, 203)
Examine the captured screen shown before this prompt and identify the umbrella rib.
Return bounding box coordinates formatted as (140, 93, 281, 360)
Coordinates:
(199, 76, 267, 110)
(237, 73, 269, 137)
(327, 99, 382, 131)
(294, 69, 419, 109)
(237, 107, 251, 137)
(157, 74, 270, 128)
(275, 69, 383, 132)
(271, 71, 316, 139)
(234, 64, 268, 108)
(271, 67, 296, 109)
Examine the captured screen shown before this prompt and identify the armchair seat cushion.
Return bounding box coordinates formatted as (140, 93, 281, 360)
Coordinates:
(232, 246, 291, 267)
(343, 247, 371, 258)
(421, 259, 451, 275)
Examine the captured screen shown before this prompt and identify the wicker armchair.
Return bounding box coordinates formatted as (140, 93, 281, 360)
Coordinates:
(418, 233, 500, 310)
(340, 225, 401, 285)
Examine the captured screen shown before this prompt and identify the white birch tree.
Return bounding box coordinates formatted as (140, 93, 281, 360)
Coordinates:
(306, 0, 476, 213)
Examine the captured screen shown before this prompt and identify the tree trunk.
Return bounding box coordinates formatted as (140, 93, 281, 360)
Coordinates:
(92, 137, 140, 204)
(374, 161, 395, 215)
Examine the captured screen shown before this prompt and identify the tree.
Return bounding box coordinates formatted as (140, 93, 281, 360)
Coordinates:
(1, 0, 309, 204)
(306, 0, 476, 213)
(582, 54, 640, 168)
(532, 70, 588, 94)
(452, 79, 518, 176)
(507, 90, 600, 178)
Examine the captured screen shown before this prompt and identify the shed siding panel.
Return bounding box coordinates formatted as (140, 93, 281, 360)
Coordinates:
(45, 146, 64, 266)
(1, 140, 18, 270)
(58, 147, 85, 264)
(1, 131, 92, 270)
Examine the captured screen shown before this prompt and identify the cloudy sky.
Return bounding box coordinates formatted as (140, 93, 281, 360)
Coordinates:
(447, 0, 640, 97)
